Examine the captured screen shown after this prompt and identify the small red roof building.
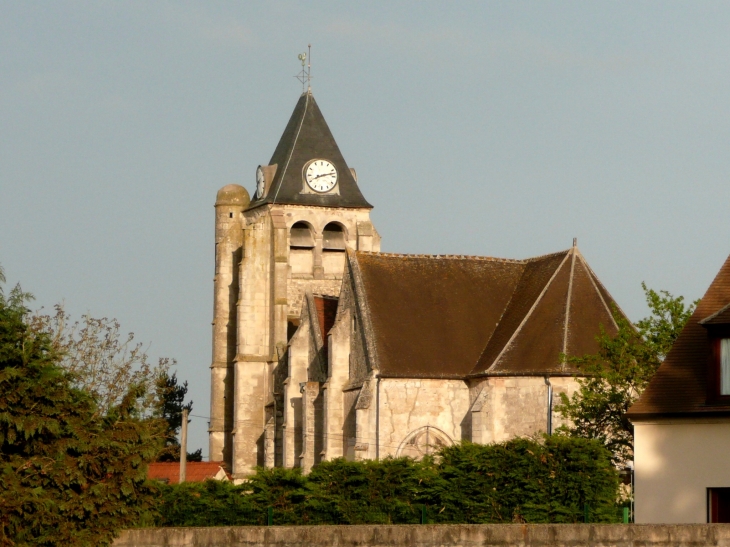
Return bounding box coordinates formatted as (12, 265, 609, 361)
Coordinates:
(147, 461, 230, 484)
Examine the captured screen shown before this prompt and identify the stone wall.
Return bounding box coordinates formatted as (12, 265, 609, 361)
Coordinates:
(469, 376, 579, 445)
(115, 524, 730, 547)
(377, 379, 470, 457)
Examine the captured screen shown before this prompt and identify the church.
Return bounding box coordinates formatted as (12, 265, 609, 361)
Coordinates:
(209, 89, 623, 478)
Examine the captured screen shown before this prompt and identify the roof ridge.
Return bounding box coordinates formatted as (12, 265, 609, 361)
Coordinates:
(356, 248, 573, 264)
(575, 249, 621, 331)
(523, 248, 572, 263)
(561, 247, 578, 367)
(483, 250, 573, 373)
(271, 92, 310, 205)
(355, 251, 528, 264)
(347, 251, 381, 373)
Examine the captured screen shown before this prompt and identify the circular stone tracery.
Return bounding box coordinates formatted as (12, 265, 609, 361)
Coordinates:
(396, 426, 453, 459)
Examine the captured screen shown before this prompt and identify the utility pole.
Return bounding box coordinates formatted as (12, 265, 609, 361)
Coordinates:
(180, 408, 188, 483)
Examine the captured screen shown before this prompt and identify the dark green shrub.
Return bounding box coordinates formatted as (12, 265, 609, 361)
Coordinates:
(306, 457, 435, 524)
(157, 480, 261, 527)
(430, 437, 619, 523)
(155, 436, 620, 526)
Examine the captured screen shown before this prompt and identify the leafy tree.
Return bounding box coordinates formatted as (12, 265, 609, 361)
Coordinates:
(556, 284, 696, 465)
(154, 371, 202, 462)
(28, 304, 173, 416)
(0, 277, 165, 546)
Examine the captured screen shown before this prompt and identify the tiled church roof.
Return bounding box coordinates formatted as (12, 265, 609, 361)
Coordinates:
(350, 246, 622, 379)
(628, 254, 730, 419)
(247, 91, 372, 210)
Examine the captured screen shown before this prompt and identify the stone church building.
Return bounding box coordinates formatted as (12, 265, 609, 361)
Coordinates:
(209, 90, 622, 478)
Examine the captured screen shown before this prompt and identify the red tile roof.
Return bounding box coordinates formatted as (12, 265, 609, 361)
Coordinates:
(313, 295, 338, 351)
(628, 254, 730, 419)
(147, 462, 229, 484)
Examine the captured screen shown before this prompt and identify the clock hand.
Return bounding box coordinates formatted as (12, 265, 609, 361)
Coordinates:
(312, 171, 336, 180)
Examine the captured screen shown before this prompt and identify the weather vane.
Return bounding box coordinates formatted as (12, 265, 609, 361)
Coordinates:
(295, 44, 312, 92)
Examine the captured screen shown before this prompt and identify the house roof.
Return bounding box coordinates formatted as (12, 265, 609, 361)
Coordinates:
(350, 246, 621, 379)
(699, 302, 730, 326)
(247, 91, 372, 210)
(628, 254, 730, 419)
(147, 462, 229, 484)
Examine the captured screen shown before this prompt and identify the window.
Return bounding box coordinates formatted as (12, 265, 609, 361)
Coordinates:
(722, 339, 730, 395)
(709, 488, 730, 523)
(707, 329, 730, 402)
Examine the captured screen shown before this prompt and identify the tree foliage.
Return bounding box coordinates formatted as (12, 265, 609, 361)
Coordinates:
(154, 372, 202, 462)
(0, 281, 165, 546)
(155, 437, 620, 526)
(556, 284, 696, 465)
(27, 304, 173, 416)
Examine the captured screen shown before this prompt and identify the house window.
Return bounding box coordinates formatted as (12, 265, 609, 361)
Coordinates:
(709, 488, 730, 522)
(722, 339, 730, 395)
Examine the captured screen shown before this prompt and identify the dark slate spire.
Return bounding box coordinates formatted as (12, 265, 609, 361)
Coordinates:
(248, 91, 372, 209)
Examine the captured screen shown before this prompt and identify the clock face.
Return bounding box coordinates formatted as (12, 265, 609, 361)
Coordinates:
(305, 159, 338, 193)
(256, 166, 265, 198)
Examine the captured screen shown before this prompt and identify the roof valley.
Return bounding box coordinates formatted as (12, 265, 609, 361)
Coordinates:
(471, 262, 528, 371)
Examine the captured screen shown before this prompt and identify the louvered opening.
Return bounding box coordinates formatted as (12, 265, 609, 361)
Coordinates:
(323, 223, 346, 251)
(290, 222, 314, 248)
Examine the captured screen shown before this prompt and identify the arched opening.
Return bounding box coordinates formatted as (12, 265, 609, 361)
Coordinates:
(323, 223, 346, 251)
(396, 426, 453, 460)
(289, 221, 314, 275)
(322, 222, 347, 275)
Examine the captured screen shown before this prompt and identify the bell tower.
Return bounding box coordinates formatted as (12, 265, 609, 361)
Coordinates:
(210, 90, 380, 476)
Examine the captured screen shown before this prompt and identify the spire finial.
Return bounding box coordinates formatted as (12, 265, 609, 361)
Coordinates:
(295, 44, 312, 92)
(573, 237, 577, 248)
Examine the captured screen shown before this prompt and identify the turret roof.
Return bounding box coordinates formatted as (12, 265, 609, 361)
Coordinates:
(248, 91, 372, 210)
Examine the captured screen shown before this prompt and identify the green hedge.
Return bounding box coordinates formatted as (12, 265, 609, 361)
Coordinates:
(154, 436, 620, 526)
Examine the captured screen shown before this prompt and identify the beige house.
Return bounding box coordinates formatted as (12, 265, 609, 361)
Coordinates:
(628, 254, 730, 524)
(210, 90, 623, 478)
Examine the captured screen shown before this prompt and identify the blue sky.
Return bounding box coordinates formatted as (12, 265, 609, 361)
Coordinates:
(2, 1, 730, 457)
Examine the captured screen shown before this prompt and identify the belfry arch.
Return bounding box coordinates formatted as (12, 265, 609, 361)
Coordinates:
(289, 221, 315, 275)
(322, 222, 347, 276)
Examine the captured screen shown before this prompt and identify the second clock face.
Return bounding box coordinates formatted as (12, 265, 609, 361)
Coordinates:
(305, 159, 338, 193)
(256, 166, 265, 198)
